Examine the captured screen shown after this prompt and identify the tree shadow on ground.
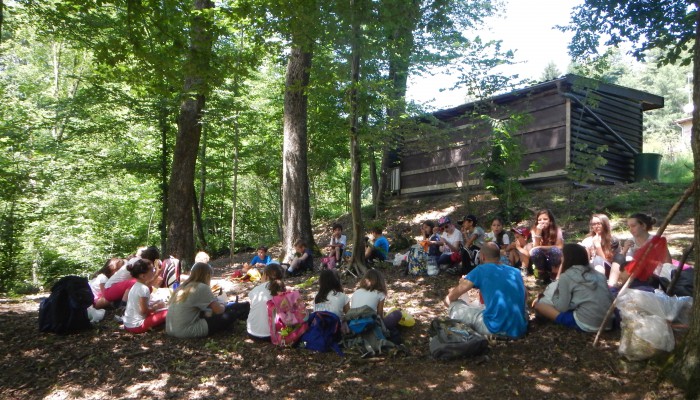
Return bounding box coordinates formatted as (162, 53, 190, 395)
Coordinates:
(0, 267, 684, 399)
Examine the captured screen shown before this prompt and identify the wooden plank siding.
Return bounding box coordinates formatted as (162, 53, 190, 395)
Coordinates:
(398, 75, 664, 196)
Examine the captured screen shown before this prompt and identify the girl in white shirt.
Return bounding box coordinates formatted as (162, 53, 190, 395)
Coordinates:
(314, 269, 350, 318)
(123, 259, 167, 334)
(246, 263, 286, 341)
(350, 269, 403, 342)
(90, 258, 125, 309)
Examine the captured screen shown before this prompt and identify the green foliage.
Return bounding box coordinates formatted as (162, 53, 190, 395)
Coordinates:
(660, 154, 694, 184)
(477, 113, 536, 223)
(567, 143, 609, 185)
(540, 61, 562, 82)
(36, 249, 88, 290)
(562, 1, 695, 66)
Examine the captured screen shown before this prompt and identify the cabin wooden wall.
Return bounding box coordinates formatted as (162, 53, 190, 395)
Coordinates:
(400, 88, 570, 194)
(567, 86, 643, 183)
(399, 80, 649, 195)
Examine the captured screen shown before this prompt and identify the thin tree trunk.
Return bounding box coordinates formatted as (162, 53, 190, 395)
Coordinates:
(230, 111, 240, 259)
(192, 184, 207, 250)
(281, 39, 315, 261)
(667, 3, 700, 396)
(166, 0, 215, 265)
(369, 144, 379, 218)
(158, 103, 169, 253)
(348, 0, 366, 275)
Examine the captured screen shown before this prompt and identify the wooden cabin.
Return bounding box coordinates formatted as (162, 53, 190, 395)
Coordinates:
(394, 74, 664, 195)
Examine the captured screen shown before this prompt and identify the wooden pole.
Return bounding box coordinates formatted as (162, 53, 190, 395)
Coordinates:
(593, 182, 696, 346)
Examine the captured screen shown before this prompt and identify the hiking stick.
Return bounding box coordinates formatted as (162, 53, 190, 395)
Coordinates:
(593, 181, 696, 346)
(665, 243, 694, 296)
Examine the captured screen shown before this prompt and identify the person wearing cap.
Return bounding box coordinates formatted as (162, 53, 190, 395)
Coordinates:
(507, 226, 533, 273)
(444, 242, 528, 339)
(435, 216, 463, 270)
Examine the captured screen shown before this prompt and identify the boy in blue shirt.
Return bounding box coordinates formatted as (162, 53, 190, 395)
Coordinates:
(365, 227, 389, 263)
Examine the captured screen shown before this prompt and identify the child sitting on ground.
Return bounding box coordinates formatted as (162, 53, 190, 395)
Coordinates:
(246, 263, 286, 341)
(314, 269, 350, 318)
(365, 227, 390, 264)
(485, 217, 511, 265)
(507, 226, 532, 273)
(322, 224, 347, 269)
(286, 239, 313, 277)
(350, 269, 403, 342)
(533, 244, 613, 332)
(167, 262, 247, 338)
(123, 259, 168, 334)
(91, 258, 125, 309)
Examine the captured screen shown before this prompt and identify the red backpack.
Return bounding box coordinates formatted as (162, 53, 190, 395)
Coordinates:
(267, 290, 309, 347)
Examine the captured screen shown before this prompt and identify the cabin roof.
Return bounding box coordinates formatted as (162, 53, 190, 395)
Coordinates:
(432, 74, 664, 120)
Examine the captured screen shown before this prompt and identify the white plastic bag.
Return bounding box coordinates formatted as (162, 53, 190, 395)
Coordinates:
(87, 306, 106, 323)
(616, 289, 691, 361)
(393, 252, 407, 267)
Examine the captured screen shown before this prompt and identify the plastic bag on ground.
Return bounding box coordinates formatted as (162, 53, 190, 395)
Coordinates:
(616, 289, 693, 361)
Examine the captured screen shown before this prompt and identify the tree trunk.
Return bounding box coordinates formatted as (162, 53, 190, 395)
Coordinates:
(369, 144, 379, 218)
(158, 103, 169, 253)
(348, 0, 366, 276)
(230, 112, 240, 259)
(166, 0, 215, 265)
(192, 183, 207, 250)
(376, 0, 420, 212)
(281, 39, 315, 261)
(666, 3, 700, 396)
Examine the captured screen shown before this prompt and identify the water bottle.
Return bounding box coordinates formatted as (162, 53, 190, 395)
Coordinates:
(427, 256, 439, 276)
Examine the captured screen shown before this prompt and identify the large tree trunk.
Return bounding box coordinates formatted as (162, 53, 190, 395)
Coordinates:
(667, 3, 700, 397)
(166, 0, 215, 265)
(281, 40, 315, 261)
(348, 0, 366, 275)
(375, 0, 419, 212)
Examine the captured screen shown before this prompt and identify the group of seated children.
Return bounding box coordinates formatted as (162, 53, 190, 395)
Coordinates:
(444, 210, 680, 336)
(246, 264, 402, 344)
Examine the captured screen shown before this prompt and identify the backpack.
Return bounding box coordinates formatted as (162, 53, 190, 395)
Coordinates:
(39, 275, 94, 334)
(428, 318, 488, 360)
(342, 305, 395, 358)
(300, 311, 343, 355)
(407, 244, 427, 276)
(267, 290, 309, 347)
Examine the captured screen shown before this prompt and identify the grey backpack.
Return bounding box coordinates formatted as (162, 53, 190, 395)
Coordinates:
(342, 306, 395, 358)
(428, 318, 488, 360)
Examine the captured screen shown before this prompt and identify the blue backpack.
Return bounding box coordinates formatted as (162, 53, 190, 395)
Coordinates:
(300, 311, 343, 355)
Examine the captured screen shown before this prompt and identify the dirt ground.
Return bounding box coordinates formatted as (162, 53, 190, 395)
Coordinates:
(0, 184, 694, 399)
(0, 256, 687, 400)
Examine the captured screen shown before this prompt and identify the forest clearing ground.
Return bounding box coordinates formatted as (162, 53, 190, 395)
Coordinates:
(0, 249, 688, 399)
(0, 183, 694, 399)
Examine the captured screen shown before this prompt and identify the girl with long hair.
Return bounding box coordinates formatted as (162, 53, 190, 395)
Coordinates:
(529, 209, 564, 285)
(533, 244, 613, 332)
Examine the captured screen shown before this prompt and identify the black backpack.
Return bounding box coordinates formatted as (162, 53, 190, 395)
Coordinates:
(428, 318, 488, 360)
(39, 275, 94, 334)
